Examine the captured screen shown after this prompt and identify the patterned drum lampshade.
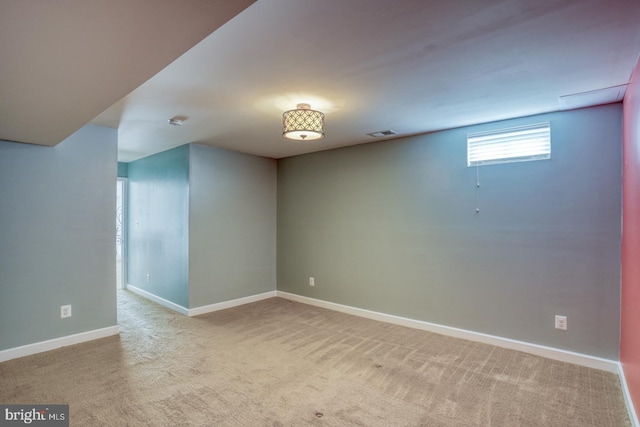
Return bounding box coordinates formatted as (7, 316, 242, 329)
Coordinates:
(282, 103, 325, 140)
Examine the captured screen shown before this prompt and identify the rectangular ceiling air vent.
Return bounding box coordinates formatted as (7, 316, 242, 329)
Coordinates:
(367, 129, 398, 138)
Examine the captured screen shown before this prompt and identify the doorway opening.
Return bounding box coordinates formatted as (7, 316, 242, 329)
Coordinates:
(116, 178, 127, 290)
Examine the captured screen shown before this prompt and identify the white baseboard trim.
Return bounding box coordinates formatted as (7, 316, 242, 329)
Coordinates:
(126, 285, 277, 317)
(0, 325, 119, 363)
(276, 291, 618, 373)
(126, 284, 189, 316)
(619, 363, 640, 427)
(188, 291, 277, 317)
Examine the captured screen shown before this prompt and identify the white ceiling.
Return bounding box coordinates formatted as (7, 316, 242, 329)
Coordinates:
(0, 0, 255, 147)
(4, 1, 640, 162)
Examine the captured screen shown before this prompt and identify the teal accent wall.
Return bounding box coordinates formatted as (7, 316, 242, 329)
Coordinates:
(189, 144, 277, 307)
(277, 104, 622, 359)
(0, 125, 117, 351)
(117, 162, 128, 178)
(126, 143, 277, 309)
(127, 145, 190, 307)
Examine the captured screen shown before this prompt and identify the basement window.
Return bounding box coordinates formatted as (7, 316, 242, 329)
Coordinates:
(467, 122, 551, 167)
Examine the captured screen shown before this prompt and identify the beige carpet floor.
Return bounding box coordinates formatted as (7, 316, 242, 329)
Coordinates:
(0, 290, 631, 426)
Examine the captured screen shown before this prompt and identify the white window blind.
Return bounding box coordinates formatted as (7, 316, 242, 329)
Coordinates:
(467, 122, 551, 167)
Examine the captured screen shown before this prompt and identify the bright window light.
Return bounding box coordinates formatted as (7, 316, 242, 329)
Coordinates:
(467, 122, 551, 167)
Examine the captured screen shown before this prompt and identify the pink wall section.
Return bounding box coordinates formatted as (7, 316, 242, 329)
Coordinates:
(622, 59, 640, 418)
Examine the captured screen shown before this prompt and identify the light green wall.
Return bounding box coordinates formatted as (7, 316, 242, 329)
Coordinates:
(0, 125, 117, 351)
(126, 143, 277, 310)
(277, 104, 622, 359)
(127, 145, 190, 307)
(188, 144, 277, 307)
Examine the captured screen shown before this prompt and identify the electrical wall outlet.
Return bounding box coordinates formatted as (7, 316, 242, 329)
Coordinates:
(146, 273, 150, 283)
(61, 305, 72, 319)
(555, 315, 567, 330)
(309, 277, 315, 287)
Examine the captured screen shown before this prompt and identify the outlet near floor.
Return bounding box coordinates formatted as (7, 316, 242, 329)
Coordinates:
(555, 315, 567, 330)
(61, 305, 72, 319)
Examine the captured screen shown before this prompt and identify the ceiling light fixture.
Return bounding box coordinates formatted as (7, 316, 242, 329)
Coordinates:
(282, 103, 325, 140)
